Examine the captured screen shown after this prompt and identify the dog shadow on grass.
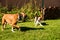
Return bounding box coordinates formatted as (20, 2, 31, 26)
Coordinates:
(20, 27, 45, 32)
(41, 22, 49, 26)
(19, 22, 48, 32)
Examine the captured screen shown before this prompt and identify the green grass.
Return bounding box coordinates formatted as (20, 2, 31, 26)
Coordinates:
(0, 19, 60, 40)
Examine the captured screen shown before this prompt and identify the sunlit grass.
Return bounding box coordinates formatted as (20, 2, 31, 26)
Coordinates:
(0, 19, 60, 40)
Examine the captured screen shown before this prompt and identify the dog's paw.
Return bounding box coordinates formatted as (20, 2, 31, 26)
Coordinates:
(40, 25, 44, 27)
(11, 30, 15, 32)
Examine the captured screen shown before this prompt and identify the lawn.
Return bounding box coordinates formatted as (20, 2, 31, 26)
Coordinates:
(0, 19, 60, 40)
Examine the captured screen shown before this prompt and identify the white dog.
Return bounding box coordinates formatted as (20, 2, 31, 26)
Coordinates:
(34, 17, 43, 26)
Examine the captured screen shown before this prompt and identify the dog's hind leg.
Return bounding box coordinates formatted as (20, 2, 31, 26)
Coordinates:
(2, 17, 6, 31)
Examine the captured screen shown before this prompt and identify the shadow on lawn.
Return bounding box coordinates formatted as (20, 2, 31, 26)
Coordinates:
(19, 22, 47, 32)
(20, 27, 45, 32)
(41, 22, 48, 26)
(4, 27, 45, 32)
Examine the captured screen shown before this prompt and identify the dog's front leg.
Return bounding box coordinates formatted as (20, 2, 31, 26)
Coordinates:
(11, 27, 14, 32)
(35, 20, 39, 26)
(39, 22, 43, 26)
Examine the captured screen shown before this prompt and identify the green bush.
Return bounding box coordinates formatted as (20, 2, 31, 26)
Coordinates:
(19, 3, 41, 20)
(0, 7, 8, 13)
(0, 13, 3, 24)
(0, 2, 41, 21)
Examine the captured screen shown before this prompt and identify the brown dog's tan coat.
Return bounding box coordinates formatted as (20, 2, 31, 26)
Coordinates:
(2, 13, 20, 32)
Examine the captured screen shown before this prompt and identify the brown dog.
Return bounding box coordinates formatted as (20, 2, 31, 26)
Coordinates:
(2, 13, 20, 32)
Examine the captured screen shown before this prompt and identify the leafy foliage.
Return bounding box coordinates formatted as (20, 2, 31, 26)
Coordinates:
(0, 7, 8, 13)
(0, 1, 41, 21)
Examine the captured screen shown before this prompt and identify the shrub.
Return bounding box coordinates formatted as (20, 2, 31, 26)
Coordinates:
(0, 7, 8, 13)
(0, 13, 3, 23)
